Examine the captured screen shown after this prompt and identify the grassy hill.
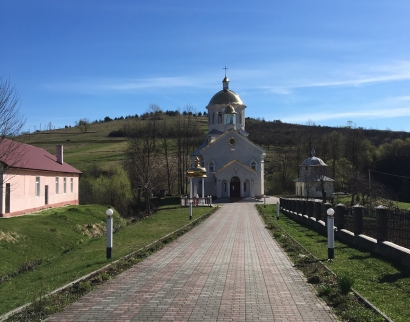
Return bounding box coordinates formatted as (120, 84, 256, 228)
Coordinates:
(0, 203, 213, 316)
(17, 116, 410, 201)
(19, 116, 209, 173)
(18, 116, 410, 174)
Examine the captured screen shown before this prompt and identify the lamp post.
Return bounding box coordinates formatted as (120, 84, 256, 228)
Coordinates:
(327, 207, 335, 260)
(106, 208, 113, 259)
(187, 157, 207, 220)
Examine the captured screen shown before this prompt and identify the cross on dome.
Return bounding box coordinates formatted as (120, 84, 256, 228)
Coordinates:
(223, 65, 228, 77)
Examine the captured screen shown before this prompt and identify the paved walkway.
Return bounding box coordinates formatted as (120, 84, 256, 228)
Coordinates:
(47, 201, 337, 322)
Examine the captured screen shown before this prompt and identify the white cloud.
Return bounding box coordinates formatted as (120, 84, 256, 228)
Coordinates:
(42, 76, 212, 94)
(245, 60, 410, 94)
(283, 107, 410, 124)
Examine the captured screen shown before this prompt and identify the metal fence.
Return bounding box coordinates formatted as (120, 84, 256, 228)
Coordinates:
(280, 198, 410, 250)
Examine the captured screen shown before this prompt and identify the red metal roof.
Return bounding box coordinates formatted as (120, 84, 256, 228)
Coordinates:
(0, 139, 82, 174)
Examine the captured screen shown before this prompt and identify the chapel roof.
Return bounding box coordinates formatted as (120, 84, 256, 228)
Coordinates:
(300, 148, 327, 167)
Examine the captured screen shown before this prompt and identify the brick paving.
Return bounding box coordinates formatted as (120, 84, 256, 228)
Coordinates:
(46, 201, 337, 322)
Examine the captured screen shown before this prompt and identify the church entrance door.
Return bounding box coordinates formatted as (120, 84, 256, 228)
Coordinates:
(230, 176, 240, 198)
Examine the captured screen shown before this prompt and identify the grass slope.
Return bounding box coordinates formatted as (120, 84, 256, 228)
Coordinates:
(0, 204, 213, 315)
(19, 117, 209, 172)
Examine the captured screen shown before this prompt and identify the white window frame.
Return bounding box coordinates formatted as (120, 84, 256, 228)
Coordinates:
(36, 177, 40, 197)
(63, 177, 67, 194)
(56, 177, 59, 194)
(71, 178, 73, 193)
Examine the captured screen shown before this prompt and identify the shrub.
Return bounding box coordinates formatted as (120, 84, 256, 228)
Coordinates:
(337, 272, 355, 295)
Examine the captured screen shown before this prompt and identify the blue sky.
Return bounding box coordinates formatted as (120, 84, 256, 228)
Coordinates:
(2, 0, 410, 133)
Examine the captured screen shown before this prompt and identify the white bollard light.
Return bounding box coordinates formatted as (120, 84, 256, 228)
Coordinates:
(327, 208, 335, 260)
(106, 208, 114, 259)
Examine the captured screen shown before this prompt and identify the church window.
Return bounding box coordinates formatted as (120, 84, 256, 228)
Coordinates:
(213, 113, 215, 124)
(244, 182, 247, 192)
(225, 114, 234, 124)
(218, 112, 222, 124)
(209, 161, 215, 172)
(237, 112, 242, 124)
(251, 161, 257, 170)
(224, 182, 227, 192)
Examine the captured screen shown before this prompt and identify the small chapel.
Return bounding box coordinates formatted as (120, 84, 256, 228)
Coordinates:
(190, 72, 266, 199)
(294, 149, 334, 199)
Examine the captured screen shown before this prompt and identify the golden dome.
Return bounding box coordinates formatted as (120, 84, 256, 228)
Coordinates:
(187, 157, 207, 178)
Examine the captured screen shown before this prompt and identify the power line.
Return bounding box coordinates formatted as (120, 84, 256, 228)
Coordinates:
(369, 169, 410, 180)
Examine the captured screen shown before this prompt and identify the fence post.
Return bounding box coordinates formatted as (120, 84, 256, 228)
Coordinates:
(376, 205, 388, 242)
(300, 200, 306, 216)
(353, 204, 364, 235)
(308, 200, 314, 217)
(315, 202, 322, 222)
(291, 199, 296, 213)
(335, 204, 346, 230)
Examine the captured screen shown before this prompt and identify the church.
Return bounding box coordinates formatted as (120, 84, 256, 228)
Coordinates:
(190, 73, 266, 199)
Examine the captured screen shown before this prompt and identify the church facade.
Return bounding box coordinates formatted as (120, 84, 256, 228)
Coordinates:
(190, 75, 266, 199)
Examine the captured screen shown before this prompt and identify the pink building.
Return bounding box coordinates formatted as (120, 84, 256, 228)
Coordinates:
(0, 139, 81, 217)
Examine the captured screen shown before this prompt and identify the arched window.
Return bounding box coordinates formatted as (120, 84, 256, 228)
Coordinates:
(218, 112, 222, 124)
(209, 160, 215, 172)
(251, 160, 257, 170)
(212, 113, 215, 124)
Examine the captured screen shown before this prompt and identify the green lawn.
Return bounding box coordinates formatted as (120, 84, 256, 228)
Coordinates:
(336, 194, 410, 209)
(261, 204, 410, 322)
(0, 204, 214, 315)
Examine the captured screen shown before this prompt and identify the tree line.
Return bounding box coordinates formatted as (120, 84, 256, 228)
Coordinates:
(247, 119, 410, 205)
(80, 105, 205, 217)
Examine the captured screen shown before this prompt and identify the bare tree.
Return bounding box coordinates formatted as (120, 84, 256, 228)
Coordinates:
(328, 130, 343, 178)
(0, 78, 25, 139)
(125, 121, 163, 215)
(159, 119, 178, 195)
(0, 78, 28, 207)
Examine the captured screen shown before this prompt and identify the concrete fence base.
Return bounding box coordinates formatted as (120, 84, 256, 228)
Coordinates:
(280, 199, 410, 268)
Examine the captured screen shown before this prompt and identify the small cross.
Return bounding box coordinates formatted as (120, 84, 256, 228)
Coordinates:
(223, 66, 228, 77)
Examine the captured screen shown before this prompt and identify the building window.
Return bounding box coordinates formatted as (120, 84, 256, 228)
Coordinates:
(244, 182, 247, 192)
(64, 177, 67, 194)
(218, 112, 222, 124)
(251, 161, 257, 170)
(212, 113, 215, 124)
(56, 177, 59, 194)
(71, 178, 74, 193)
(209, 161, 215, 172)
(36, 177, 40, 197)
(224, 182, 227, 192)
